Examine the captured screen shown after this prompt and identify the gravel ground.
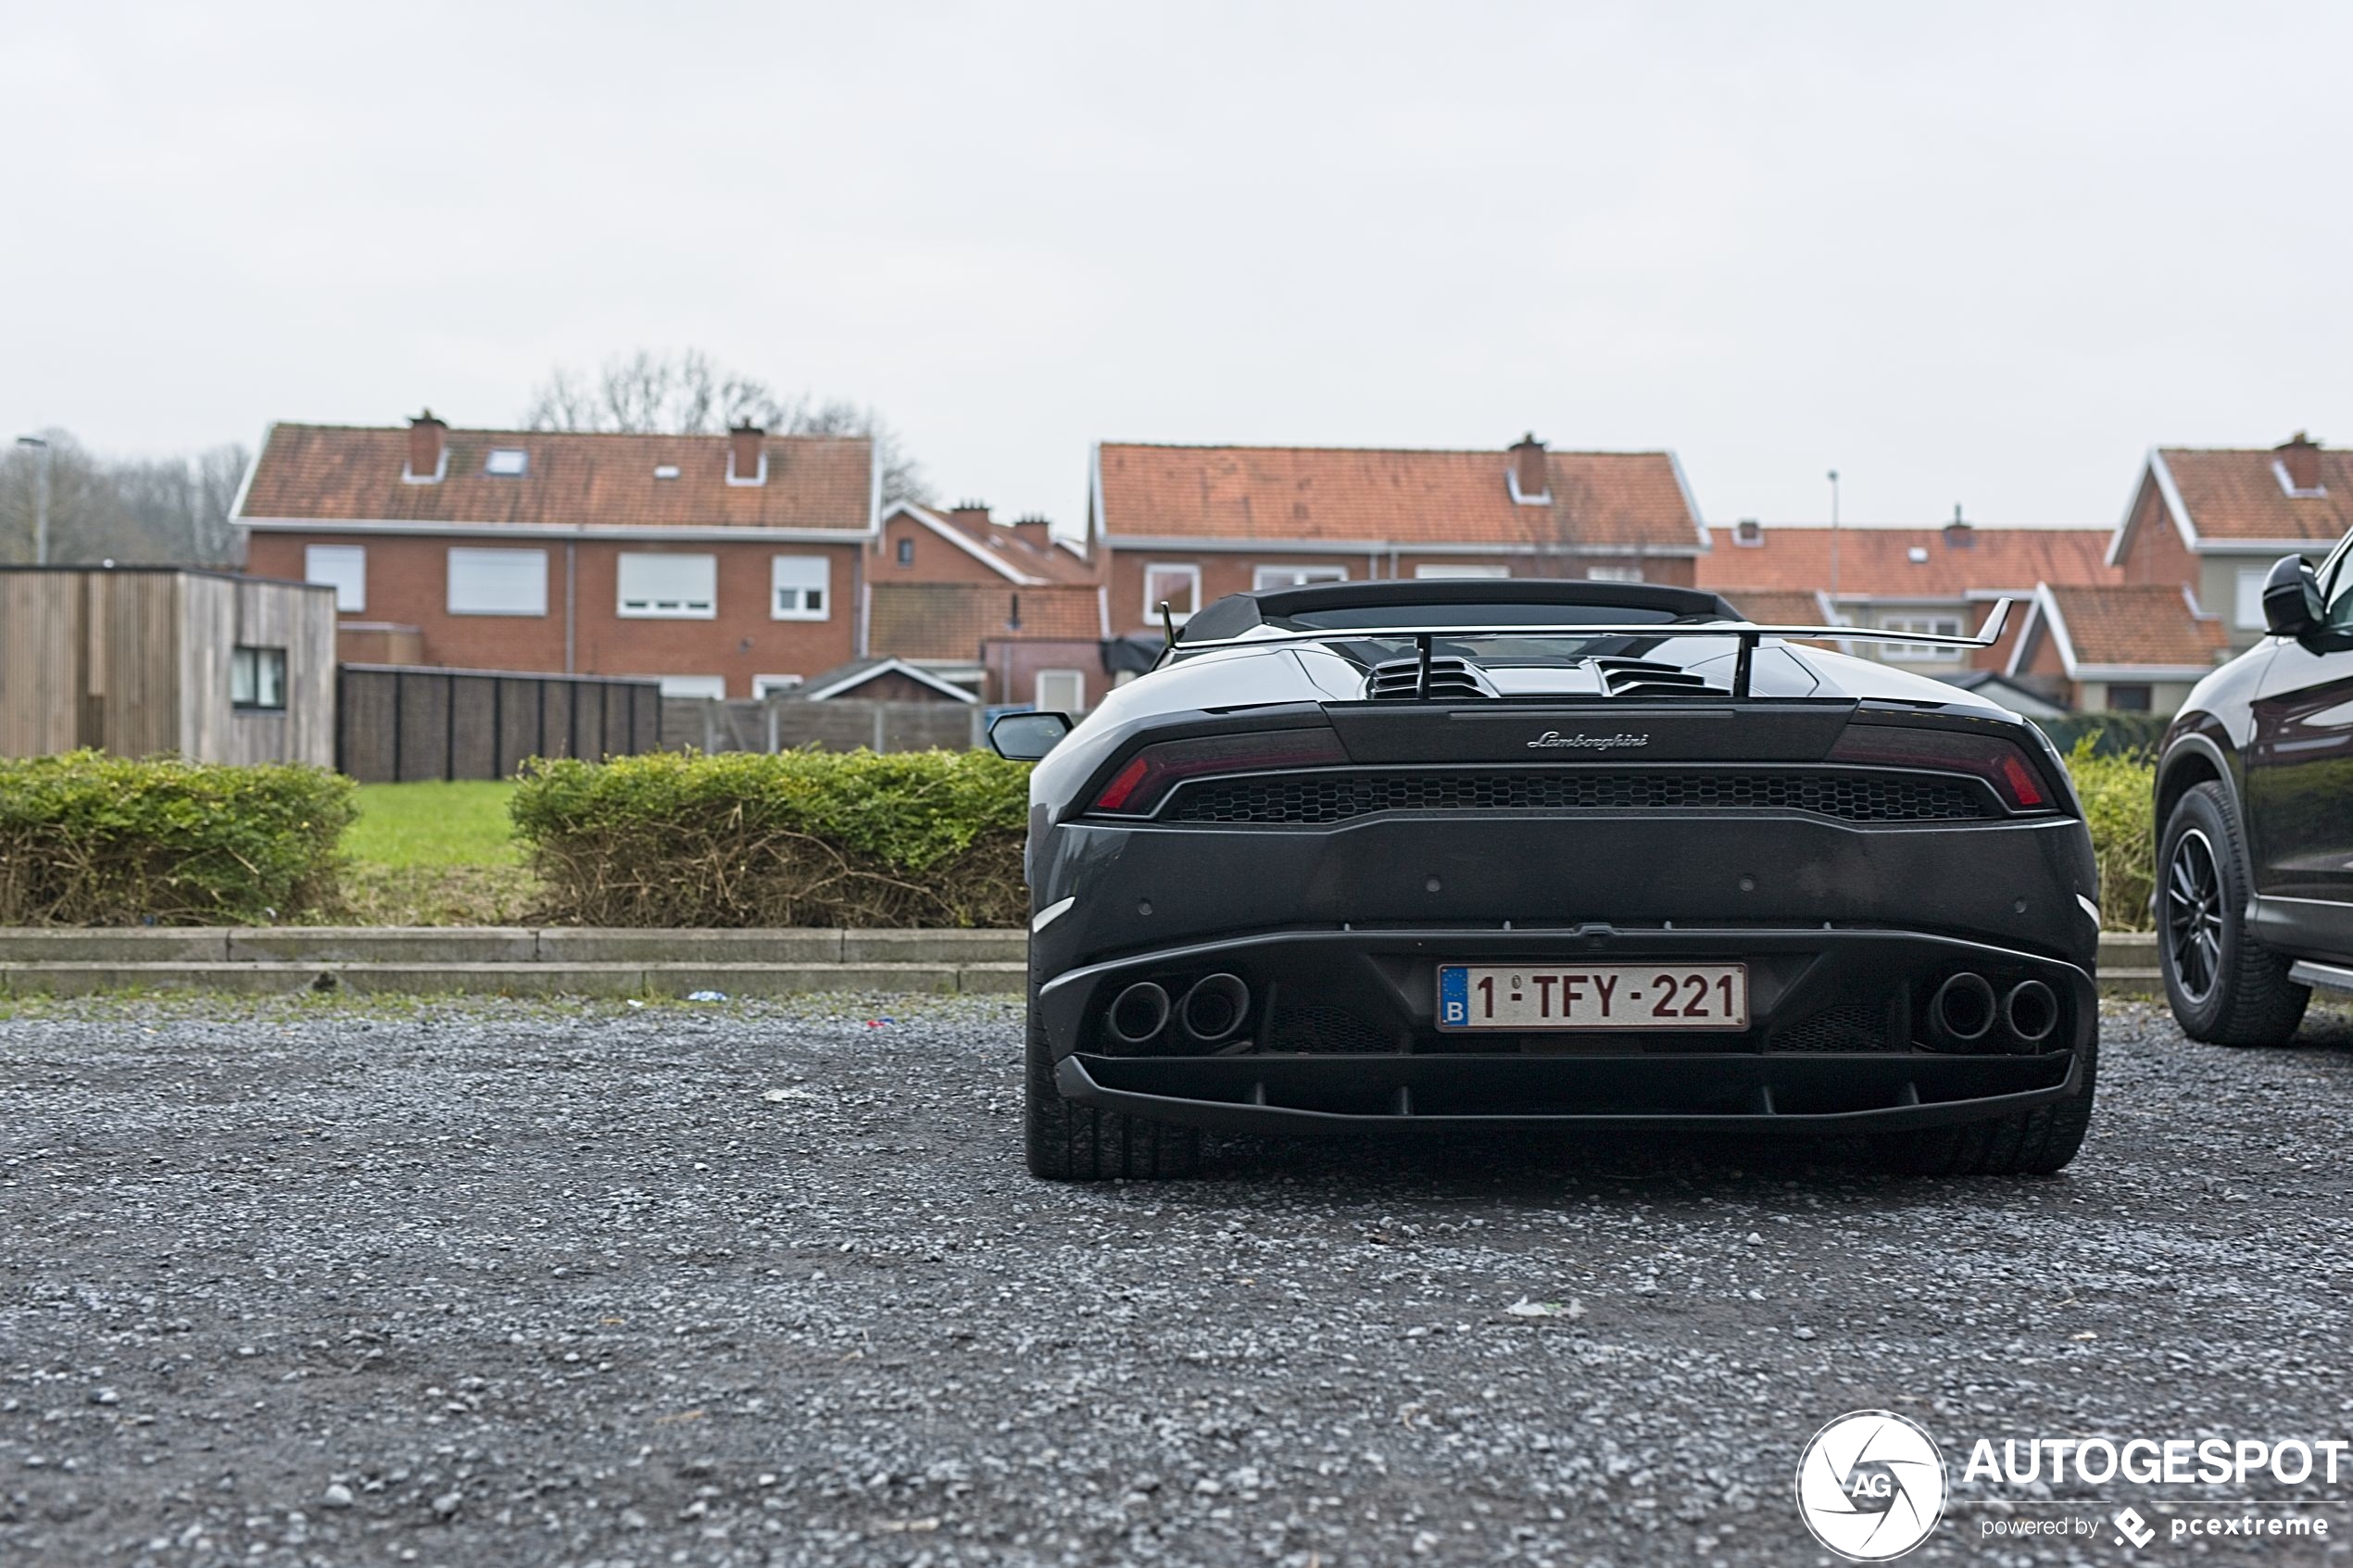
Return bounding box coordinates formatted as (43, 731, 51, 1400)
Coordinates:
(4, 991, 2352, 1568)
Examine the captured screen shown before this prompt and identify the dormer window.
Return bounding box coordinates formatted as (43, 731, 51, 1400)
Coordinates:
(484, 447, 528, 477)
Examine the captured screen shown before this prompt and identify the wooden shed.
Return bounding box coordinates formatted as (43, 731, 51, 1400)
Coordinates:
(0, 568, 337, 766)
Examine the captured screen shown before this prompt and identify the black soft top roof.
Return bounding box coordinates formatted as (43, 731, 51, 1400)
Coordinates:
(1176, 578, 1739, 644)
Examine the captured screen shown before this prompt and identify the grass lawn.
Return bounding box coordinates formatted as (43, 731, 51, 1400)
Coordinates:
(337, 781, 536, 925)
(346, 781, 522, 868)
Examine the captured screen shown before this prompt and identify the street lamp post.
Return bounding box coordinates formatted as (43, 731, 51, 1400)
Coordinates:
(15, 435, 50, 566)
(1826, 468, 1841, 610)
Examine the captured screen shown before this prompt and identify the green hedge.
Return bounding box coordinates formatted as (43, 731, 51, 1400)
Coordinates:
(510, 748, 1032, 928)
(2034, 713, 2169, 759)
(0, 751, 355, 925)
(2062, 739, 2155, 931)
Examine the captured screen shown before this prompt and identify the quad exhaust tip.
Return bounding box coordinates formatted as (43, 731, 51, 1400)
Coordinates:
(2005, 979, 2057, 1045)
(1179, 972, 1252, 1045)
(1930, 972, 1996, 1044)
(1106, 981, 1171, 1046)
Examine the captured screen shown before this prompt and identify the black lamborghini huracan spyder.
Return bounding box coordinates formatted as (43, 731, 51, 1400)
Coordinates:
(988, 580, 2100, 1181)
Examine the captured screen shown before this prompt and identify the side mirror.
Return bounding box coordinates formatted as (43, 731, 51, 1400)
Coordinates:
(2261, 554, 2323, 639)
(988, 710, 1073, 760)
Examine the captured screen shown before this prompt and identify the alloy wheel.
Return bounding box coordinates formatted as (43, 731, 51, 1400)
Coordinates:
(2165, 827, 2224, 1002)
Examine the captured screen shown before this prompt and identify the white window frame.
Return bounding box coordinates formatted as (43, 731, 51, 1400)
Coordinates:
(1414, 563, 1511, 581)
(1252, 564, 1350, 590)
(304, 544, 367, 612)
(484, 447, 529, 477)
(772, 555, 832, 621)
(1035, 669, 1087, 714)
(446, 547, 548, 617)
(1143, 562, 1202, 624)
(1585, 565, 1646, 583)
(1878, 613, 1965, 664)
(617, 552, 718, 620)
(653, 674, 728, 699)
(753, 673, 805, 698)
(2235, 566, 2271, 631)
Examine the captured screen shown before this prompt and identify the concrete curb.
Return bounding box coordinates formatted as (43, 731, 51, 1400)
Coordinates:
(0, 960, 1026, 999)
(0, 925, 1026, 965)
(0, 927, 1029, 998)
(0, 925, 2166, 1000)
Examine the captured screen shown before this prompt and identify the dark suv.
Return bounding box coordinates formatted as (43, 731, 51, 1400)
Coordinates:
(2155, 533, 2353, 1043)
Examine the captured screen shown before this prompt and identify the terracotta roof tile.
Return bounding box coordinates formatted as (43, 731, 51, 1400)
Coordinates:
(1096, 443, 1704, 552)
(867, 583, 1104, 662)
(1697, 524, 2114, 598)
(926, 508, 1099, 583)
(2044, 583, 2228, 671)
(2158, 447, 2353, 545)
(239, 424, 874, 532)
(1711, 587, 1831, 625)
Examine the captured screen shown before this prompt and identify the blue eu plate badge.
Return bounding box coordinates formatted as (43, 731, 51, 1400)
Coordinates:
(1439, 966, 1470, 1027)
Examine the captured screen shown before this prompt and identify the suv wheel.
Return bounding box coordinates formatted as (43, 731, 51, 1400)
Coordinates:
(2159, 781, 2309, 1046)
(1024, 965, 1200, 1181)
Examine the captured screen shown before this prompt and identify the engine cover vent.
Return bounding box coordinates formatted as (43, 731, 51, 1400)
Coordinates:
(1592, 658, 1723, 698)
(1365, 656, 1496, 701)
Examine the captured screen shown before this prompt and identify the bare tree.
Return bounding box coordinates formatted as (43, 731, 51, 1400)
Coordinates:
(0, 433, 248, 568)
(522, 348, 930, 503)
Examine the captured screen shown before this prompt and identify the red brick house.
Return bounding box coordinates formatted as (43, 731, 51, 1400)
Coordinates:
(1698, 519, 2116, 674)
(862, 501, 1111, 709)
(865, 581, 1109, 709)
(1087, 436, 1710, 634)
(2108, 433, 2352, 653)
(2006, 583, 2229, 714)
(875, 500, 1096, 588)
(234, 414, 877, 698)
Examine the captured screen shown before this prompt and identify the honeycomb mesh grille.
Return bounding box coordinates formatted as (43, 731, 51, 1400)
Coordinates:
(1265, 999, 1395, 1054)
(1768, 1000, 1894, 1053)
(1162, 768, 1993, 825)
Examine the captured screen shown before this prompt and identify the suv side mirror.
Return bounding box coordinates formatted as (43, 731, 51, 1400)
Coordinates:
(2261, 554, 2324, 639)
(988, 710, 1073, 760)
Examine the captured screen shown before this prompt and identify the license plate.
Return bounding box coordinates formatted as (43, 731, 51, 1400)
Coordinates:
(1437, 963, 1749, 1031)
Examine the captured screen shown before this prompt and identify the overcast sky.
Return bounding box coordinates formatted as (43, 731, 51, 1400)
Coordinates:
(5, 1, 2348, 531)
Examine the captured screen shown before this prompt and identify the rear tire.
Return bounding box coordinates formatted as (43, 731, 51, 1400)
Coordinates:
(2158, 782, 2309, 1046)
(1025, 965, 1200, 1181)
(1873, 1028, 2098, 1176)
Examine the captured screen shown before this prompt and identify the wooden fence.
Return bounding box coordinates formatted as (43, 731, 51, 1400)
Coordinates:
(337, 666, 663, 783)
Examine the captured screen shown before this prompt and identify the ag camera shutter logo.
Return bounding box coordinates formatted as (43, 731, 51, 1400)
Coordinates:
(1795, 1411, 1948, 1561)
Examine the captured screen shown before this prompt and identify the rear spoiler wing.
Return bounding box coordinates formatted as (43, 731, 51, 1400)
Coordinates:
(1164, 599, 2012, 699)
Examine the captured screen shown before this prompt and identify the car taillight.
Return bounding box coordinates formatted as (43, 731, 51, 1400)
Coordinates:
(1827, 724, 2054, 812)
(1088, 728, 1350, 815)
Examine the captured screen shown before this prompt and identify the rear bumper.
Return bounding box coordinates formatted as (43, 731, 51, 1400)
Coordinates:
(1057, 1046, 2082, 1135)
(1037, 924, 2095, 1134)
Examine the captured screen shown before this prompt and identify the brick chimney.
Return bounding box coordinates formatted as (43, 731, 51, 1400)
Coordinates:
(1508, 433, 1549, 505)
(406, 409, 446, 482)
(1012, 514, 1051, 551)
(950, 499, 991, 529)
(1944, 505, 1974, 547)
(2277, 432, 2322, 493)
(728, 423, 765, 485)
